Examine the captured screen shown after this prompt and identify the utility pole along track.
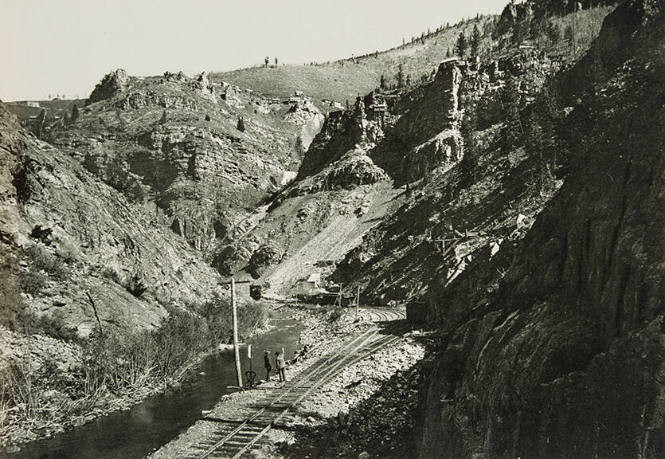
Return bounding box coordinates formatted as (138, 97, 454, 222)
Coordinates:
(188, 310, 406, 459)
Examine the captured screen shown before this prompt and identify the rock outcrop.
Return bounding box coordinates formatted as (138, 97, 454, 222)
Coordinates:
(299, 59, 464, 187)
(87, 69, 129, 104)
(369, 59, 464, 184)
(284, 147, 389, 199)
(248, 243, 284, 279)
(297, 104, 370, 180)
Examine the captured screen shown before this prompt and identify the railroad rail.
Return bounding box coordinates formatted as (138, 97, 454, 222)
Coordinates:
(187, 319, 405, 459)
(359, 307, 406, 322)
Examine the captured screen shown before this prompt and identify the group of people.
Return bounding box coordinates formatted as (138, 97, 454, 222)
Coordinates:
(263, 349, 287, 382)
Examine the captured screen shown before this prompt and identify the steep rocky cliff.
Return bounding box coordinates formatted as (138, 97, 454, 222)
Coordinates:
(417, 0, 664, 456)
(331, 44, 564, 307)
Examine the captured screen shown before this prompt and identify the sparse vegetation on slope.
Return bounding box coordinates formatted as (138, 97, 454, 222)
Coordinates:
(416, 0, 665, 456)
(213, 5, 614, 107)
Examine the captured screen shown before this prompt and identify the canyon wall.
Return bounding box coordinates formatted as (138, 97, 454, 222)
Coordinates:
(418, 1, 664, 456)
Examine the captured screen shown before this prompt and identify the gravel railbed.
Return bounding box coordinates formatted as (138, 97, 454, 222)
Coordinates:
(151, 304, 427, 459)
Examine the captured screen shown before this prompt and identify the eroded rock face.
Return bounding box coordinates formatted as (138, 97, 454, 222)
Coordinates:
(297, 106, 370, 180)
(300, 60, 464, 187)
(392, 60, 462, 140)
(285, 147, 389, 199)
(117, 91, 199, 110)
(417, 1, 665, 456)
(195, 71, 215, 101)
(406, 130, 463, 182)
(88, 69, 129, 104)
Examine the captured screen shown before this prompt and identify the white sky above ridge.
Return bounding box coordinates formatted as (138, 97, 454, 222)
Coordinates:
(0, 0, 508, 101)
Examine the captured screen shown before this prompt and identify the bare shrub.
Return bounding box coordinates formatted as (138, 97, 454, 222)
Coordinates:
(24, 244, 70, 281)
(20, 271, 48, 295)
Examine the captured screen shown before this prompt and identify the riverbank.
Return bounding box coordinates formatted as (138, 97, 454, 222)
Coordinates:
(150, 305, 426, 458)
(0, 301, 276, 453)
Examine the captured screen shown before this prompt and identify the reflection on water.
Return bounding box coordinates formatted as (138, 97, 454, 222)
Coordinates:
(10, 318, 302, 459)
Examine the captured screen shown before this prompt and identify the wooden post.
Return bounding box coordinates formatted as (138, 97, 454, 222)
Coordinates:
(231, 278, 243, 387)
(355, 286, 360, 319)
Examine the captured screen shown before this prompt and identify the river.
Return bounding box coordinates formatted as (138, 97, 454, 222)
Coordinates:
(10, 318, 302, 459)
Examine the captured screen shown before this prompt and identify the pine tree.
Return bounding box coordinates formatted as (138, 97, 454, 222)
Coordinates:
(36, 109, 46, 137)
(380, 74, 388, 90)
(264, 56, 269, 67)
(455, 32, 468, 57)
(500, 75, 522, 152)
(459, 106, 479, 184)
(71, 104, 79, 122)
(294, 135, 305, 157)
(237, 117, 246, 132)
(397, 63, 405, 88)
(511, 19, 528, 45)
(160, 110, 167, 124)
(564, 25, 575, 49)
(274, 57, 278, 66)
(470, 25, 482, 57)
(546, 20, 561, 44)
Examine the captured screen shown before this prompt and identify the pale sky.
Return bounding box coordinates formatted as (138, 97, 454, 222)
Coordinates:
(1, 0, 508, 101)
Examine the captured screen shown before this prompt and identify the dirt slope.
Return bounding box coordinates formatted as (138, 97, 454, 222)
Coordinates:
(265, 184, 403, 294)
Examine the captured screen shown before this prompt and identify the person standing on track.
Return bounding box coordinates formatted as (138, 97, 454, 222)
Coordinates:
(275, 350, 287, 382)
(264, 350, 272, 382)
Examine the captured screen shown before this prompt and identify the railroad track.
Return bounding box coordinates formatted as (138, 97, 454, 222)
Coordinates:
(187, 325, 403, 459)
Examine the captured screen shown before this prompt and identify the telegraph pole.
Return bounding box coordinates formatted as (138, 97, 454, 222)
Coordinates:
(231, 278, 243, 387)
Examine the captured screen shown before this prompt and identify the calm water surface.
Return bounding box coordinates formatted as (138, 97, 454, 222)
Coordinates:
(10, 318, 302, 459)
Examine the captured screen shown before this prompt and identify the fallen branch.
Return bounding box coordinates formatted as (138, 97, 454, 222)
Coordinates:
(85, 291, 104, 337)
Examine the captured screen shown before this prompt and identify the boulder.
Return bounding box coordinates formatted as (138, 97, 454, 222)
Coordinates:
(248, 244, 284, 279)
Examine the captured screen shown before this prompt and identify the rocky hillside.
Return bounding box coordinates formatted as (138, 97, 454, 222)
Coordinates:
(3, 0, 658, 453)
(41, 69, 323, 256)
(214, 4, 613, 107)
(0, 101, 222, 339)
(0, 98, 268, 446)
(211, 55, 464, 290)
(210, 2, 617, 300)
(417, 0, 665, 456)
